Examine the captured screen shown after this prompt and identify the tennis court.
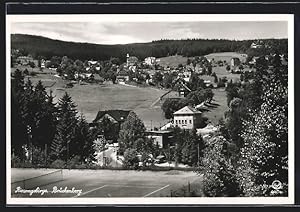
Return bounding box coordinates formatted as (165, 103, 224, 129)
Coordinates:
(11, 168, 201, 198)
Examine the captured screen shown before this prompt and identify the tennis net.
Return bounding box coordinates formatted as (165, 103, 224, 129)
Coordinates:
(11, 169, 63, 191)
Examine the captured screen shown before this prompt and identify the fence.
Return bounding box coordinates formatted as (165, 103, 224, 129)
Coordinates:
(11, 169, 63, 192)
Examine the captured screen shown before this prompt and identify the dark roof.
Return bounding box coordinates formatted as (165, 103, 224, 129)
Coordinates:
(231, 57, 241, 61)
(117, 69, 128, 76)
(93, 110, 131, 123)
(173, 78, 192, 92)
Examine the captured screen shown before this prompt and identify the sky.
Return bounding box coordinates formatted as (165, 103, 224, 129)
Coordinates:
(10, 21, 288, 45)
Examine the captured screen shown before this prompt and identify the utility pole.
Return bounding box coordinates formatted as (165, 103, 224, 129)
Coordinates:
(45, 144, 47, 167)
(197, 142, 200, 167)
(67, 141, 70, 169)
(168, 144, 171, 168)
(175, 143, 178, 168)
(27, 125, 33, 164)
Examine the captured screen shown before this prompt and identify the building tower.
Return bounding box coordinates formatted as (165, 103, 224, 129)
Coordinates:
(126, 53, 130, 67)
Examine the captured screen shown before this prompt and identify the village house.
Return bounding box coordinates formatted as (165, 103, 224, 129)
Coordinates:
(74, 73, 94, 81)
(178, 69, 192, 82)
(173, 78, 192, 97)
(116, 69, 130, 83)
(230, 57, 241, 68)
(88, 60, 98, 66)
(16, 55, 38, 66)
(144, 57, 157, 66)
(91, 109, 131, 142)
(126, 53, 139, 67)
(40, 59, 51, 68)
(146, 130, 173, 148)
(173, 106, 202, 129)
(249, 56, 260, 65)
(250, 41, 263, 49)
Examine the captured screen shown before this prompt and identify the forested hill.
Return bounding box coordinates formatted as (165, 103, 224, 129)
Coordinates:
(11, 34, 288, 61)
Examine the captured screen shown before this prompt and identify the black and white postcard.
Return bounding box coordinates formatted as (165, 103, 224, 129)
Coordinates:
(6, 13, 294, 205)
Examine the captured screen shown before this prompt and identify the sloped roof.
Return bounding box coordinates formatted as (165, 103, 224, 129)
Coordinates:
(128, 56, 138, 63)
(174, 106, 201, 115)
(93, 110, 131, 123)
(117, 69, 129, 76)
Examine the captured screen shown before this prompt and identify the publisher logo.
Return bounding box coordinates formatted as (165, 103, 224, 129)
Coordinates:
(271, 180, 282, 190)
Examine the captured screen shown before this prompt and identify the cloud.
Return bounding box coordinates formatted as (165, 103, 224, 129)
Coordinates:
(10, 21, 288, 44)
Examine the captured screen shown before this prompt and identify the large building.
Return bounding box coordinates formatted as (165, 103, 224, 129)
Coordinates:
(173, 106, 202, 129)
(93, 110, 131, 126)
(91, 110, 131, 142)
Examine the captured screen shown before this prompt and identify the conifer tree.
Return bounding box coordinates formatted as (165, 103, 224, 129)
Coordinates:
(50, 92, 78, 162)
(11, 70, 27, 160)
(72, 114, 96, 163)
(181, 129, 205, 167)
(118, 111, 146, 155)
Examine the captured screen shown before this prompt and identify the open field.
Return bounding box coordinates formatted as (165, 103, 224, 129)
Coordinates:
(157, 55, 188, 68)
(204, 51, 247, 63)
(201, 88, 228, 125)
(11, 168, 201, 198)
(13, 68, 169, 129)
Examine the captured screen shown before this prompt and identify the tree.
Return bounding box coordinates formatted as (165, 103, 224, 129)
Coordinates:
(186, 89, 206, 106)
(198, 135, 242, 197)
(226, 65, 231, 71)
(237, 68, 288, 197)
(207, 65, 212, 75)
(28, 61, 35, 69)
(122, 148, 140, 169)
(31, 81, 57, 150)
(204, 88, 214, 103)
(161, 98, 189, 119)
(50, 92, 78, 162)
(225, 83, 239, 106)
(118, 111, 146, 155)
(152, 71, 163, 86)
(188, 73, 205, 91)
(134, 137, 155, 155)
(163, 73, 174, 89)
(11, 70, 27, 160)
(224, 97, 245, 148)
(181, 129, 205, 166)
(72, 115, 96, 163)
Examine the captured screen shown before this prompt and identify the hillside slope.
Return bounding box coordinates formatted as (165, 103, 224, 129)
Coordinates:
(11, 34, 287, 62)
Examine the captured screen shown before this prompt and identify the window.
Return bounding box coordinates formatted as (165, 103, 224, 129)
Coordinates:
(179, 120, 181, 124)
(185, 120, 187, 124)
(175, 120, 178, 124)
(189, 120, 192, 124)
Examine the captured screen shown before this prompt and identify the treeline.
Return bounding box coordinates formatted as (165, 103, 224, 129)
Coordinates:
(11, 34, 287, 62)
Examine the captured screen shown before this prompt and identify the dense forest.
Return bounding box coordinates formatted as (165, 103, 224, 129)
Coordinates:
(11, 34, 287, 61)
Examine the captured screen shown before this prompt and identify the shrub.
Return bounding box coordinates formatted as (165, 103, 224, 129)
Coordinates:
(67, 155, 81, 169)
(122, 148, 140, 169)
(50, 159, 66, 169)
(11, 155, 22, 168)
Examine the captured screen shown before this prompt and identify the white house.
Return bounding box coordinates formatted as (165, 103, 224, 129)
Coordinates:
(144, 57, 156, 66)
(173, 106, 202, 129)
